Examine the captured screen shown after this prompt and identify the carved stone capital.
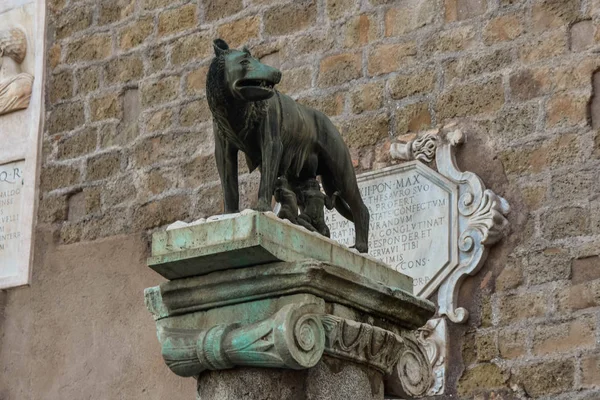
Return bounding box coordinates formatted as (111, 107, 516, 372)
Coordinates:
(160, 303, 325, 377)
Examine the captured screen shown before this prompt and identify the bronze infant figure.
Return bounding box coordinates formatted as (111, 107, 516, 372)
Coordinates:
(206, 39, 370, 253)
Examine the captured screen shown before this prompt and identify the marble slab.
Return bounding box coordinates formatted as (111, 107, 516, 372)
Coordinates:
(325, 161, 459, 297)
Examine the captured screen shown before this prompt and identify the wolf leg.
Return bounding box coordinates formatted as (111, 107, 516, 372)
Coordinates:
(214, 122, 239, 213)
(257, 112, 283, 212)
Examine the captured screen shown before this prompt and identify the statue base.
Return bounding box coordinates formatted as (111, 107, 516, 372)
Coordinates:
(144, 211, 436, 399)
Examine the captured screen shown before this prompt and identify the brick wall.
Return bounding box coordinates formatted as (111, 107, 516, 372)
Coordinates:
(43, 0, 600, 398)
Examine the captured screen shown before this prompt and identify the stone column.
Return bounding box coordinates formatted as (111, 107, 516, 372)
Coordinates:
(144, 211, 436, 399)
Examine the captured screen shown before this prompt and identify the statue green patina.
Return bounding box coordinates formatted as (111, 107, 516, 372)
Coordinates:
(206, 38, 370, 253)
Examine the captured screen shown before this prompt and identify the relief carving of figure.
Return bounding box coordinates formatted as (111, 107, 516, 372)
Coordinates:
(0, 28, 33, 116)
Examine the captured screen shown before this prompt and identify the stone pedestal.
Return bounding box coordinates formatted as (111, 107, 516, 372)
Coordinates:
(144, 211, 436, 399)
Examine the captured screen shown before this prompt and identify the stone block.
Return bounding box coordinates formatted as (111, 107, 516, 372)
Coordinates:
(436, 78, 504, 121)
(204, 0, 243, 21)
(545, 92, 589, 128)
(47, 101, 85, 134)
(49, 43, 61, 70)
(38, 194, 68, 223)
(141, 76, 180, 107)
(145, 108, 173, 132)
(134, 195, 191, 230)
(498, 328, 527, 359)
(388, 68, 436, 100)
(532, 0, 579, 33)
(541, 206, 590, 240)
(195, 185, 223, 217)
(519, 30, 566, 63)
(86, 151, 122, 181)
(171, 32, 212, 65)
(185, 65, 209, 95)
(99, 0, 135, 25)
(76, 66, 101, 95)
(551, 169, 597, 202)
(532, 316, 596, 356)
(132, 131, 200, 167)
(511, 360, 575, 396)
(90, 92, 122, 122)
(326, 0, 358, 20)
(509, 68, 551, 101)
(497, 291, 547, 324)
(216, 16, 260, 49)
(493, 103, 539, 143)
(264, 1, 317, 36)
(350, 82, 383, 114)
(103, 175, 137, 207)
(445, 0, 487, 22)
(55, 5, 93, 39)
(180, 100, 211, 127)
(341, 113, 389, 148)
(395, 102, 432, 134)
(40, 164, 81, 192)
(444, 49, 513, 82)
(557, 281, 600, 312)
(582, 354, 600, 387)
(343, 14, 378, 48)
(180, 154, 219, 188)
(318, 53, 362, 87)
(367, 42, 416, 76)
(298, 92, 345, 116)
(483, 12, 524, 44)
(525, 248, 571, 286)
(570, 20, 595, 51)
(66, 35, 112, 63)
(424, 25, 476, 54)
(278, 66, 313, 94)
(157, 4, 197, 37)
(56, 128, 97, 160)
(384, 1, 437, 36)
(49, 70, 73, 104)
(495, 258, 523, 291)
(475, 331, 499, 362)
(119, 16, 154, 50)
(458, 363, 508, 397)
(146, 45, 168, 75)
(572, 256, 600, 285)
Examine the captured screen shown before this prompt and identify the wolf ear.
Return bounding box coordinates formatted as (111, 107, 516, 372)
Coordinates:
(213, 39, 229, 56)
(242, 46, 252, 56)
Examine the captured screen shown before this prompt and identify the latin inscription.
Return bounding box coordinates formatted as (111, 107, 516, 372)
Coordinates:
(0, 160, 24, 277)
(325, 164, 456, 295)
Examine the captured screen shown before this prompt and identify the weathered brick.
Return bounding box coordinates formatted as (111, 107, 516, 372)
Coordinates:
(327, 0, 357, 20)
(318, 53, 362, 87)
(367, 42, 416, 76)
(497, 291, 547, 324)
(76, 66, 101, 95)
(395, 102, 432, 134)
(143, 168, 172, 196)
(385, 0, 437, 36)
(119, 16, 154, 50)
(445, 0, 487, 22)
(350, 82, 383, 114)
(141, 76, 180, 107)
(493, 103, 539, 143)
(572, 256, 600, 285)
(204, 0, 243, 21)
(49, 43, 61, 70)
(495, 258, 523, 291)
(185, 66, 209, 95)
(132, 131, 200, 167)
(86, 152, 122, 180)
(105, 55, 144, 85)
(483, 13, 524, 44)
(90, 92, 122, 122)
(546, 92, 589, 128)
(146, 46, 168, 75)
(140, 0, 174, 10)
(342, 113, 389, 148)
(195, 184, 223, 217)
(82, 207, 130, 241)
(281, 34, 334, 60)
(558, 280, 600, 312)
(181, 154, 219, 188)
(145, 108, 173, 133)
(509, 68, 551, 101)
(180, 100, 211, 127)
(519, 30, 567, 63)
(582, 354, 600, 387)
(389, 69, 436, 100)
(343, 14, 378, 48)
(171, 33, 212, 65)
(103, 175, 137, 207)
(38, 194, 68, 223)
(542, 207, 590, 240)
(57, 128, 97, 160)
(570, 20, 595, 51)
(157, 4, 198, 37)
(298, 91, 345, 116)
(264, 1, 317, 36)
(533, 316, 596, 356)
(458, 363, 508, 397)
(66, 35, 112, 63)
(48, 102, 85, 134)
(521, 185, 547, 210)
(278, 66, 313, 94)
(525, 248, 571, 286)
(445, 49, 513, 82)
(500, 134, 580, 175)
(551, 169, 597, 202)
(498, 328, 527, 359)
(99, 0, 135, 25)
(133, 195, 191, 230)
(512, 360, 575, 396)
(532, 0, 580, 33)
(475, 332, 499, 362)
(49, 70, 73, 104)
(40, 164, 81, 192)
(217, 16, 260, 49)
(55, 6, 93, 39)
(436, 78, 504, 121)
(424, 25, 476, 54)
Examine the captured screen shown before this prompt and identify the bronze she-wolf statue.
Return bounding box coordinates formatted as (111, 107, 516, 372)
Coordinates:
(206, 39, 370, 253)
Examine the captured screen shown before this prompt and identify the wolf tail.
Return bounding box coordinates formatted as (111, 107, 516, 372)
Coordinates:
(321, 175, 354, 222)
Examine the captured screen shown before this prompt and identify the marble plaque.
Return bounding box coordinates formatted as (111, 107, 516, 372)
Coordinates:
(0, 0, 45, 289)
(0, 160, 24, 277)
(325, 162, 458, 296)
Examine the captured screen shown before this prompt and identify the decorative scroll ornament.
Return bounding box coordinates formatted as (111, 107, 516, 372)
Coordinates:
(390, 125, 510, 323)
(417, 318, 447, 396)
(386, 332, 434, 398)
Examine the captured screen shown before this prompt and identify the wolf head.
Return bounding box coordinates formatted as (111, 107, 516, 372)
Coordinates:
(208, 39, 282, 102)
